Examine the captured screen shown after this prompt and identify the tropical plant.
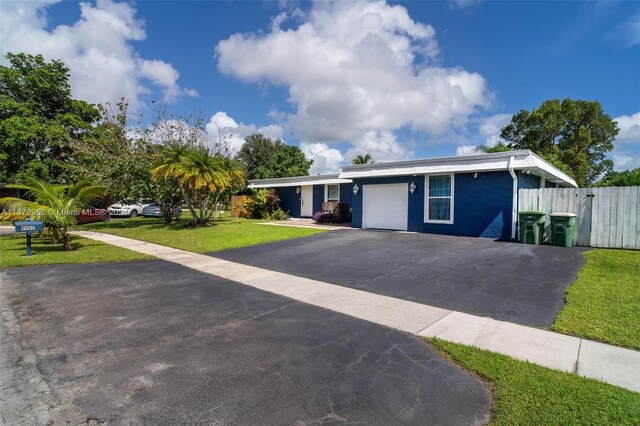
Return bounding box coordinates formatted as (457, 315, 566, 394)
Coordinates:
(352, 153, 374, 165)
(152, 144, 244, 225)
(0, 177, 106, 250)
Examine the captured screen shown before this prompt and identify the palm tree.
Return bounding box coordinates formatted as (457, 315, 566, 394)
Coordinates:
(151, 144, 244, 225)
(0, 177, 106, 250)
(352, 153, 374, 165)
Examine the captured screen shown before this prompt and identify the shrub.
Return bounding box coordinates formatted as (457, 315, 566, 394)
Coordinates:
(268, 208, 289, 221)
(232, 195, 253, 219)
(251, 188, 282, 219)
(313, 211, 334, 224)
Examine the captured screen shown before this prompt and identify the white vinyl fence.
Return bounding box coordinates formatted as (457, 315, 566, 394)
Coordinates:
(518, 187, 640, 249)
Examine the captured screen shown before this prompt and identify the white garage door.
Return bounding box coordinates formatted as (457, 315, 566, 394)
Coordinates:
(362, 184, 408, 231)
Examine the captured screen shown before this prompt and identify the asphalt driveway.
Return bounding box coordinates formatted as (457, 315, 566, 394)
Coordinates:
(1, 259, 489, 425)
(215, 230, 587, 327)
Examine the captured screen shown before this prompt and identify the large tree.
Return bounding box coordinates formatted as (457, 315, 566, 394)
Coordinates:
(0, 53, 99, 183)
(500, 99, 618, 187)
(236, 134, 312, 180)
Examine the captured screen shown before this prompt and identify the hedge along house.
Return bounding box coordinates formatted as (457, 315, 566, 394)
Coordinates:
(340, 150, 577, 240)
(247, 174, 353, 218)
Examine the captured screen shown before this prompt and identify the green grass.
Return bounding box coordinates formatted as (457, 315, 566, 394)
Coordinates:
(429, 338, 640, 425)
(0, 234, 152, 268)
(83, 216, 326, 253)
(552, 249, 640, 350)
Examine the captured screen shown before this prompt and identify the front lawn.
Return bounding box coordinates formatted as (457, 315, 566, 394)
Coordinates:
(430, 338, 640, 425)
(83, 216, 326, 253)
(0, 234, 152, 268)
(552, 249, 640, 350)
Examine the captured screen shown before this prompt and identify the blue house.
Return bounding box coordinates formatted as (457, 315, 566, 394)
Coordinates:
(248, 150, 577, 240)
(247, 174, 353, 218)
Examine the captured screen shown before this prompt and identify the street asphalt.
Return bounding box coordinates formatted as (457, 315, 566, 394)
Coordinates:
(1, 259, 490, 425)
(214, 230, 587, 327)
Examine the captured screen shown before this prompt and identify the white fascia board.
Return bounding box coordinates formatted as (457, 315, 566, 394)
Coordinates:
(338, 150, 578, 188)
(339, 156, 519, 179)
(248, 176, 352, 189)
(528, 154, 578, 187)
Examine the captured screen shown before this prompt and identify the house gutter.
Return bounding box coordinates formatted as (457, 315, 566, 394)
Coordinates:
(508, 155, 518, 240)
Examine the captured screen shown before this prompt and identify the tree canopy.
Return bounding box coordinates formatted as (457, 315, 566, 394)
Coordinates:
(152, 143, 244, 225)
(0, 53, 99, 183)
(500, 99, 618, 187)
(236, 134, 312, 180)
(595, 168, 640, 187)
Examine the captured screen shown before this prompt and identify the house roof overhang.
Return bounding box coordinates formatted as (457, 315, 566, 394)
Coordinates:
(338, 150, 578, 188)
(247, 174, 352, 189)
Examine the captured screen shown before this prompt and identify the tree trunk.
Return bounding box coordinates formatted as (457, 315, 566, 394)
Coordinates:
(52, 228, 60, 244)
(62, 229, 72, 251)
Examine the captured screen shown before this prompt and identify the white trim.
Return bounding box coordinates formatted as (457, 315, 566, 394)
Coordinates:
(362, 183, 408, 231)
(248, 173, 351, 189)
(508, 156, 518, 240)
(339, 150, 577, 188)
(324, 183, 340, 203)
(424, 174, 455, 224)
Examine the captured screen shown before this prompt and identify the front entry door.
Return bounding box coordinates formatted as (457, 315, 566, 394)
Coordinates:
(300, 186, 313, 217)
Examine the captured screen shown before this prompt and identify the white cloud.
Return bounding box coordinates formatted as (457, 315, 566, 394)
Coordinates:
(455, 145, 480, 156)
(300, 142, 344, 175)
(613, 11, 640, 48)
(0, 0, 195, 110)
(478, 113, 512, 147)
(205, 112, 285, 156)
(258, 124, 285, 140)
(614, 112, 640, 144)
(453, 113, 511, 156)
(344, 130, 412, 163)
(450, 0, 480, 9)
(612, 153, 639, 169)
(216, 0, 489, 145)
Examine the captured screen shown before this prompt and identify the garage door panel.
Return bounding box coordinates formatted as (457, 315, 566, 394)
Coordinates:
(363, 184, 408, 231)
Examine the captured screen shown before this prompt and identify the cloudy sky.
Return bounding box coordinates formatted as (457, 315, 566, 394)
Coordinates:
(1, 0, 638, 174)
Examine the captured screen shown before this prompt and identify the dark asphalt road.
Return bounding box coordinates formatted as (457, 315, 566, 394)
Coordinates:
(214, 230, 587, 327)
(2, 260, 490, 425)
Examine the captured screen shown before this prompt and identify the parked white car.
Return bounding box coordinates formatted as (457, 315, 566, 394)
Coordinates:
(108, 199, 153, 218)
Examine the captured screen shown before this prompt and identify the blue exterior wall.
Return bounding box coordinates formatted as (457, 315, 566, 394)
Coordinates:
(518, 172, 541, 189)
(545, 179, 557, 188)
(275, 186, 301, 217)
(352, 171, 515, 240)
(340, 183, 353, 206)
(312, 185, 324, 215)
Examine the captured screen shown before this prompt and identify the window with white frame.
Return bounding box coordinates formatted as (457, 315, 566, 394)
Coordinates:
(424, 174, 454, 224)
(326, 184, 340, 202)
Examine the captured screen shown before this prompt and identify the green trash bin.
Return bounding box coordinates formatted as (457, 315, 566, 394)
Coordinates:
(518, 211, 546, 245)
(550, 213, 576, 247)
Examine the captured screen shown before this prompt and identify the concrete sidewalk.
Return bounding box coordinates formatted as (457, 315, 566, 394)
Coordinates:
(70, 230, 640, 393)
